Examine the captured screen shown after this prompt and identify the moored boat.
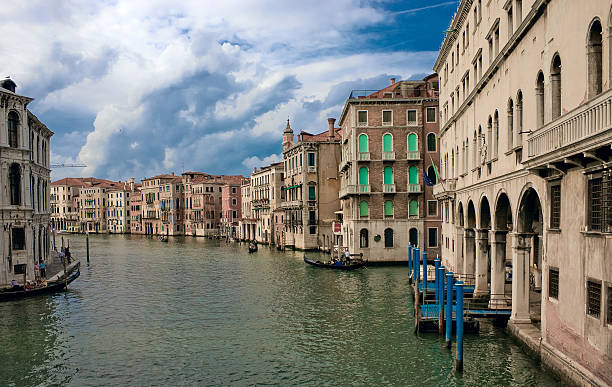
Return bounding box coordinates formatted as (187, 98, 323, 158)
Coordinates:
(159, 236, 168, 242)
(0, 262, 81, 302)
(303, 257, 365, 270)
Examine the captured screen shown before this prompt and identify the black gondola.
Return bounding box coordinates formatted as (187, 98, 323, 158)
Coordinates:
(0, 263, 81, 302)
(248, 244, 258, 253)
(159, 236, 168, 242)
(303, 257, 365, 270)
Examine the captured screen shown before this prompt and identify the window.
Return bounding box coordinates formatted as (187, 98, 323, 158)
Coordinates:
(310, 226, 316, 234)
(428, 228, 438, 247)
(358, 111, 368, 126)
(12, 227, 25, 250)
(384, 200, 394, 217)
(588, 177, 603, 231)
(427, 200, 438, 216)
(359, 228, 369, 248)
(551, 54, 562, 120)
(358, 134, 368, 152)
(550, 183, 561, 229)
(384, 228, 394, 248)
(383, 133, 393, 152)
(409, 166, 418, 185)
(308, 186, 316, 200)
(409, 200, 418, 217)
(427, 166, 437, 185)
(9, 163, 21, 205)
(359, 201, 369, 218)
(408, 133, 418, 153)
(232, 187, 236, 194)
(427, 133, 436, 151)
(507, 6, 513, 36)
(14, 264, 26, 275)
(308, 153, 315, 166)
(383, 166, 393, 185)
(587, 20, 603, 98)
(8, 111, 18, 148)
(426, 107, 436, 123)
(587, 279, 601, 318)
(382, 110, 392, 125)
(309, 210, 316, 224)
(536, 71, 545, 127)
(608, 285, 612, 325)
(549, 267, 559, 299)
(359, 167, 369, 185)
(409, 228, 418, 246)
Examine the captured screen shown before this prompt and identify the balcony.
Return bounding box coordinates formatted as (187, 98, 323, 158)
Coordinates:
(527, 88, 612, 166)
(339, 158, 351, 172)
(433, 179, 456, 199)
(307, 166, 317, 173)
(383, 184, 396, 193)
(358, 152, 370, 161)
(407, 151, 421, 160)
(408, 183, 422, 193)
(382, 151, 396, 160)
(339, 184, 371, 197)
(281, 200, 302, 209)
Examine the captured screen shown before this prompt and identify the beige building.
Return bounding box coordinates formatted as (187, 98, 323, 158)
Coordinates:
(281, 119, 342, 250)
(141, 174, 183, 236)
(433, 1, 611, 385)
(238, 179, 255, 240)
(51, 178, 81, 233)
(251, 162, 283, 244)
(338, 76, 441, 262)
(0, 78, 53, 286)
(107, 179, 136, 234)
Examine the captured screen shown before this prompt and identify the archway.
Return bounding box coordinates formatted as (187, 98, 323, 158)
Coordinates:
(463, 201, 477, 285)
(455, 202, 465, 273)
(587, 19, 603, 98)
(475, 196, 491, 297)
(492, 193, 513, 309)
(513, 187, 543, 326)
(409, 228, 418, 247)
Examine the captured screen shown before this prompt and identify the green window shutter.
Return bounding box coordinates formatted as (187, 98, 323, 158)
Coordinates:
(383, 134, 392, 152)
(359, 167, 369, 185)
(384, 166, 393, 184)
(384, 200, 394, 216)
(359, 201, 369, 217)
(409, 200, 418, 216)
(408, 133, 417, 152)
(358, 134, 368, 152)
(409, 166, 418, 184)
(308, 186, 316, 200)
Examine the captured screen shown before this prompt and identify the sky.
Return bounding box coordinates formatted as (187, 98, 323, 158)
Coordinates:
(0, 0, 458, 181)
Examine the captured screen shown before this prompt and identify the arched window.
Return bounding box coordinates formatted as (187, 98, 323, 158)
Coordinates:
(42, 141, 46, 167)
(587, 19, 603, 98)
(427, 165, 437, 185)
(359, 201, 369, 218)
(8, 112, 19, 149)
(409, 228, 419, 246)
(36, 136, 40, 163)
(494, 110, 499, 158)
(408, 133, 418, 153)
(409, 200, 418, 216)
(409, 165, 418, 185)
(516, 92, 523, 145)
(427, 133, 436, 151)
(383, 133, 393, 152)
(384, 200, 394, 217)
(451, 149, 455, 177)
(359, 228, 369, 248)
(551, 54, 562, 120)
(383, 166, 393, 185)
(384, 228, 394, 247)
(9, 163, 21, 205)
(358, 134, 368, 153)
(536, 71, 545, 127)
(359, 167, 369, 185)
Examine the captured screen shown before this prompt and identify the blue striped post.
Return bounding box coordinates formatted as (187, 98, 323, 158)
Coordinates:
(446, 272, 454, 348)
(408, 245, 413, 279)
(434, 258, 441, 303)
(456, 281, 465, 372)
(415, 248, 420, 283)
(422, 251, 428, 297)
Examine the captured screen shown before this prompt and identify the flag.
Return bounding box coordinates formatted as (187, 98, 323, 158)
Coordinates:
(429, 155, 440, 182)
(423, 171, 434, 186)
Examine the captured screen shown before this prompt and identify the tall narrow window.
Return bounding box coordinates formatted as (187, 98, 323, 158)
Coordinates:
(409, 166, 418, 185)
(308, 153, 315, 166)
(358, 111, 368, 126)
(588, 177, 603, 231)
(383, 133, 393, 152)
(382, 110, 392, 125)
(549, 267, 559, 299)
(408, 133, 418, 159)
(9, 163, 21, 205)
(359, 167, 369, 185)
(427, 166, 437, 185)
(536, 72, 545, 127)
(384, 200, 394, 218)
(508, 99, 514, 150)
(409, 228, 418, 246)
(8, 112, 18, 149)
(587, 20, 603, 98)
(550, 183, 561, 229)
(409, 200, 418, 217)
(407, 110, 417, 125)
(426, 107, 436, 123)
(383, 166, 393, 185)
(507, 6, 513, 36)
(587, 280, 601, 318)
(384, 228, 394, 248)
(358, 134, 368, 152)
(427, 133, 436, 151)
(359, 201, 369, 217)
(551, 54, 562, 120)
(428, 228, 438, 247)
(308, 186, 316, 200)
(360, 228, 369, 248)
(516, 91, 523, 145)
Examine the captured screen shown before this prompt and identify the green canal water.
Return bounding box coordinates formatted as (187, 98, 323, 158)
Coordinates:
(0, 235, 559, 386)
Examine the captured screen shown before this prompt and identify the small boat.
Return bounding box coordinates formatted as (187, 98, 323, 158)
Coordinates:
(303, 257, 365, 270)
(0, 263, 81, 302)
(159, 236, 168, 243)
(248, 243, 258, 253)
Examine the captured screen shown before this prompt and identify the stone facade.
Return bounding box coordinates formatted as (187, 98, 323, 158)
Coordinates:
(338, 76, 441, 262)
(0, 79, 53, 287)
(433, 0, 612, 384)
(251, 163, 283, 244)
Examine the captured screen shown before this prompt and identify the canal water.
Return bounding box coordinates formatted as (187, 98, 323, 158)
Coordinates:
(0, 235, 559, 386)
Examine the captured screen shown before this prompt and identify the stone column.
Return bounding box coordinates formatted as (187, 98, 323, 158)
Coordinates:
(463, 228, 475, 282)
(489, 230, 507, 308)
(474, 229, 489, 297)
(511, 233, 532, 323)
(455, 226, 464, 274)
(536, 86, 544, 128)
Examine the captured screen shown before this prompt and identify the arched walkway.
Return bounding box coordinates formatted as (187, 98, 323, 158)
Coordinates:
(475, 196, 491, 297)
(462, 201, 477, 285)
(492, 193, 513, 309)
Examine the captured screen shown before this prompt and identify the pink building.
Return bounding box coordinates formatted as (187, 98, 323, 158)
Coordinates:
(221, 177, 244, 237)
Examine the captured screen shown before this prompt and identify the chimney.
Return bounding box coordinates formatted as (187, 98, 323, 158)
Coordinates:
(171, 172, 174, 176)
(327, 118, 336, 137)
(390, 78, 396, 85)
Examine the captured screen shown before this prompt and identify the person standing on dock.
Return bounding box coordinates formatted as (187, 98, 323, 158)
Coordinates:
(40, 260, 46, 278)
(34, 262, 40, 280)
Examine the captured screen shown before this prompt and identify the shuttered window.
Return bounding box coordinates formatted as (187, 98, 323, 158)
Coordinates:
(550, 184, 561, 229)
(549, 268, 559, 299)
(587, 280, 601, 318)
(588, 177, 603, 231)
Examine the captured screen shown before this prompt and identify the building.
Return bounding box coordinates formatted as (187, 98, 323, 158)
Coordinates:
(107, 179, 137, 234)
(238, 179, 255, 240)
(281, 118, 342, 250)
(51, 178, 83, 233)
(251, 162, 284, 244)
(0, 78, 53, 286)
(338, 76, 441, 262)
(141, 173, 183, 236)
(221, 178, 243, 238)
(433, 1, 611, 385)
(130, 187, 143, 234)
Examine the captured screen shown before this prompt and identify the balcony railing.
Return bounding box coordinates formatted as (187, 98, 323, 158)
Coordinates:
(281, 200, 302, 208)
(307, 166, 317, 173)
(433, 179, 456, 198)
(382, 151, 396, 160)
(339, 158, 350, 171)
(383, 184, 396, 193)
(339, 184, 370, 197)
(407, 151, 421, 160)
(358, 152, 370, 161)
(408, 183, 422, 193)
(527, 88, 612, 161)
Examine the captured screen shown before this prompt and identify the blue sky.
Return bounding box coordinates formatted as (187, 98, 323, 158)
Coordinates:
(0, 0, 458, 181)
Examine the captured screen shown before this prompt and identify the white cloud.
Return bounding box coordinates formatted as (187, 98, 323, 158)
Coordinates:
(242, 154, 283, 170)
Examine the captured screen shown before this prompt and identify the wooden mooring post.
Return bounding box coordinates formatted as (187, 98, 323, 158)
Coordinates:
(86, 233, 90, 263)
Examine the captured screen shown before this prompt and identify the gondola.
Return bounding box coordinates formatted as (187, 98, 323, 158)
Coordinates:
(159, 236, 168, 243)
(248, 244, 258, 253)
(303, 257, 365, 270)
(0, 263, 81, 302)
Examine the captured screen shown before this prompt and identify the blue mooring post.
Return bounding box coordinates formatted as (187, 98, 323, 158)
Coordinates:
(408, 245, 413, 278)
(456, 281, 465, 372)
(415, 248, 420, 283)
(446, 272, 454, 349)
(438, 266, 446, 335)
(434, 259, 439, 302)
(422, 251, 428, 295)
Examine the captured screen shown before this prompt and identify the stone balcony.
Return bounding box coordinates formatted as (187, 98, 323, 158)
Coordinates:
(407, 151, 421, 160)
(307, 166, 317, 173)
(281, 200, 302, 209)
(339, 184, 371, 197)
(382, 151, 395, 161)
(358, 152, 370, 161)
(407, 183, 422, 193)
(526, 88, 612, 168)
(383, 184, 396, 193)
(433, 179, 456, 199)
